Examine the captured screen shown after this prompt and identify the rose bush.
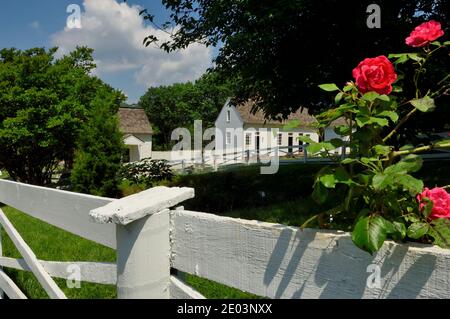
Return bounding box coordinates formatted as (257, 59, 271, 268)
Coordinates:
(305, 21, 450, 254)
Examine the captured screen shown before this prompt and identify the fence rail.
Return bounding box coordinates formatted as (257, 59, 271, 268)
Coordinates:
(0, 179, 449, 299)
(162, 146, 450, 173)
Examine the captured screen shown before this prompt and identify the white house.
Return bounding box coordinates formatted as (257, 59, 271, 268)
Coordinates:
(118, 107, 153, 162)
(215, 99, 347, 157)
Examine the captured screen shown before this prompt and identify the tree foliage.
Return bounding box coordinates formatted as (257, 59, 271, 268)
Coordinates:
(0, 47, 124, 186)
(139, 72, 235, 150)
(70, 87, 126, 197)
(141, 0, 449, 135)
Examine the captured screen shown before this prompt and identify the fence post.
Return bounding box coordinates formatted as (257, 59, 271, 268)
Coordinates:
(90, 186, 195, 299)
(213, 155, 218, 172)
(0, 223, 3, 299)
(181, 160, 186, 173)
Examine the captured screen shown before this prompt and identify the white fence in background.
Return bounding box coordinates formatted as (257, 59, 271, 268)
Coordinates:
(0, 179, 449, 299)
(155, 147, 450, 173)
(156, 145, 332, 172)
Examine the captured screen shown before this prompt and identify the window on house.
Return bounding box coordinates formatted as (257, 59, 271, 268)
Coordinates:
(226, 132, 232, 145)
(278, 133, 283, 146)
(298, 133, 304, 143)
(226, 109, 231, 123)
(245, 133, 252, 146)
(298, 133, 304, 150)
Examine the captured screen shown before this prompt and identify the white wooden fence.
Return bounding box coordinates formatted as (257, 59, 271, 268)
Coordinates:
(0, 178, 449, 299)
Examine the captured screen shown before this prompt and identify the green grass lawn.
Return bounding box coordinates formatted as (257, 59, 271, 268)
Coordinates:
(0, 206, 117, 299)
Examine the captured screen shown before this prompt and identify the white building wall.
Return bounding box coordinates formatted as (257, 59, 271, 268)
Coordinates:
(214, 99, 244, 154)
(123, 133, 153, 162)
(324, 128, 350, 155)
(135, 133, 152, 160)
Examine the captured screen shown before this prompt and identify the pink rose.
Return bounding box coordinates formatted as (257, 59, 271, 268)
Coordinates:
(352, 56, 397, 95)
(417, 187, 450, 220)
(406, 20, 445, 47)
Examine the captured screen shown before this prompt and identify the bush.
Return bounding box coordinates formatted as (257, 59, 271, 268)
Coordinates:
(168, 164, 326, 214)
(120, 159, 174, 188)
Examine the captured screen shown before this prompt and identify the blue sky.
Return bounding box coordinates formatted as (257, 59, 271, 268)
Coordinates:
(0, 0, 214, 103)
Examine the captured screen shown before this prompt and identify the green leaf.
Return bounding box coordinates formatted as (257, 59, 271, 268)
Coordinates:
(355, 116, 370, 127)
(372, 173, 394, 191)
(377, 94, 390, 102)
(306, 143, 324, 154)
(444, 41, 450, 46)
(334, 167, 354, 186)
(410, 96, 436, 112)
(320, 174, 336, 188)
(372, 145, 391, 156)
(367, 117, 389, 127)
(407, 53, 424, 62)
(388, 53, 405, 58)
(389, 53, 409, 64)
(283, 120, 300, 130)
(341, 158, 358, 165)
(319, 83, 340, 92)
(352, 215, 390, 254)
(385, 155, 423, 174)
(428, 219, 450, 249)
(407, 222, 430, 239)
(335, 92, 344, 104)
(421, 198, 434, 218)
(393, 222, 406, 239)
(312, 182, 329, 205)
(403, 214, 421, 223)
(297, 135, 316, 145)
(395, 174, 424, 195)
(378, 111, 399, 123)
(334, 125, 351, 136)
(328, 138, 344, 149)
(343, 84, 354, 92)
(362, 92, 379, 102)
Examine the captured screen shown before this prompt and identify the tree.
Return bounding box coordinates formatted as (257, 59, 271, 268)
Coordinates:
(70, 87, 126, 197)
(141, 0, 449, 131)
(0, 47, 123, 185)
(139, 72, 235, 150)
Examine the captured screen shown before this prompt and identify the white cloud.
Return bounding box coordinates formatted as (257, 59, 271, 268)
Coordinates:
(51, 0, 212, 90)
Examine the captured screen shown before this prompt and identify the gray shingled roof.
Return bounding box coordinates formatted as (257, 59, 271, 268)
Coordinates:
(235, 100, 347, 128)
(118, 108, 153, 135)
(235, 100, 319, 128)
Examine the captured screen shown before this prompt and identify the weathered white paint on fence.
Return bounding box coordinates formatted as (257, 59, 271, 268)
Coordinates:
(170, 276, 206, 299)
(0, 223, 3, 299)
(171, 210, 450, 299)
(0, 208, 66, 299)
(0, 257, 116, 285)
(0, 270, 27, 299)
(0, 179, 116, 249)
(115, 209, 171, 299)
(90, 186, 194, 225)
